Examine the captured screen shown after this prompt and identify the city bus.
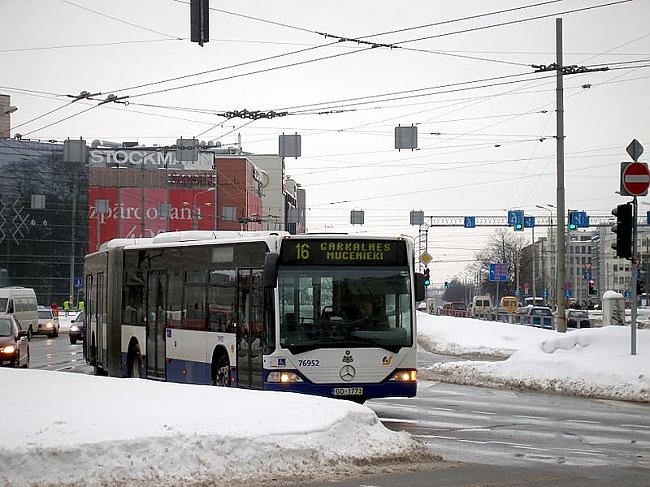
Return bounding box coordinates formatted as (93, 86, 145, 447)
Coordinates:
(84, 231, 424, 401)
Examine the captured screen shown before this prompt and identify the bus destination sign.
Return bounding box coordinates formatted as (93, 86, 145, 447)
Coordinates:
(280, 239, 407, 266)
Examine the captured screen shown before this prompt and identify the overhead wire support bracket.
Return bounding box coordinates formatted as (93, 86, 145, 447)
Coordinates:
(316, 31, 398, 49)
(218, 109, 288, 120)
(67, 90, 102, 102)
(97, 94, 130, 106)
(531, 63, 610, 74)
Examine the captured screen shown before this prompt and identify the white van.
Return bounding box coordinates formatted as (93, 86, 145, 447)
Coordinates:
(471, 295, 492, 318)
(0, 287, 38, 340)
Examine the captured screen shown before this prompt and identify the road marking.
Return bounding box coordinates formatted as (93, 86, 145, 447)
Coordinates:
(415, 434, 459, 440)
(489, 440, 532, 447)
(515, 415, 546, 420)
(457, 439, 488, 444)
(620, 424, 650, 429)
(570, 450, 606, 456)
(379, 417, 419, 424)
(566, 419, 601, 425)
(429, 407, 455, 412)
(471, 410, 496, 415)
(510, 445, 548, 451)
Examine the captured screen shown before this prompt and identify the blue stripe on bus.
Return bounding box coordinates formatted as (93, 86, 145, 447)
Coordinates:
(262, 369, 417, 399)
(166, 359, 211, 385)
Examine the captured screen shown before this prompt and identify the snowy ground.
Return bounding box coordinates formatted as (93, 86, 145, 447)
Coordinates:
(417, 312, 650, 402)
(0, 370, 428, 486)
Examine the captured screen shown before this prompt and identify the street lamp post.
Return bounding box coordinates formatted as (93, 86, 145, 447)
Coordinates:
(191, 187, 216, 230)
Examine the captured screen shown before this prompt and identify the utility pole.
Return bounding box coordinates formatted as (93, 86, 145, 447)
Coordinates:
(555, 18, 567, 333)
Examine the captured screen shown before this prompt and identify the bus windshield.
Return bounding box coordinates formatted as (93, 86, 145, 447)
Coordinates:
(278, 266, 413, 354)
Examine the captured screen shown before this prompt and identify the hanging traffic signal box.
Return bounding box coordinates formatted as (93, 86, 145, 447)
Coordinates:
(568, 210, 577, 230)
(513, 210, 524, 231)
(611, 203, 633, 260)
(588, 280, 597, 295)
(423, 268, 431, 286)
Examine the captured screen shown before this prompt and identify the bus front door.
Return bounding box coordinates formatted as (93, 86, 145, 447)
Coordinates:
(146, 271, 167, 380)
(236, 268, 263, 389)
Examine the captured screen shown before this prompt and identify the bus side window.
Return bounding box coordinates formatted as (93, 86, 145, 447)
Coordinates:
(7, 300, 14, 314)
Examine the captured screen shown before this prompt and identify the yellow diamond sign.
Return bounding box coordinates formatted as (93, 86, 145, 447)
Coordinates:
(420, 251, 432, 266)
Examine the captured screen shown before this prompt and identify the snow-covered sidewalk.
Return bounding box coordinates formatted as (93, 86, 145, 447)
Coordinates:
(0, 369, 426, 486)
(417, 312, 650, 402)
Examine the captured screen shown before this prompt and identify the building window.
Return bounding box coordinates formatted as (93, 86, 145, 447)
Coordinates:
(614, 264, 618, 272)
(222, 206, 237, 221)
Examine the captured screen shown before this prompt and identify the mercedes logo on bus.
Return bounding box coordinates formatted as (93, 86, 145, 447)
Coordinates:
(340, 365, 356, 381)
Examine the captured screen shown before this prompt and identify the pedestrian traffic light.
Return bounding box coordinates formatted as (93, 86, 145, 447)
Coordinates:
(444, 281, 448, 289)
(611, 203, 633, 260)
(513, 210, 524, 231)
(423, 268, 430, 286)
(568, 210, 577, 230)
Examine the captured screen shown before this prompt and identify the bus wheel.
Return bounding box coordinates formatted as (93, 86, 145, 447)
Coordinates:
(127, 344, 142, 378)
(211, 355, 230, 387)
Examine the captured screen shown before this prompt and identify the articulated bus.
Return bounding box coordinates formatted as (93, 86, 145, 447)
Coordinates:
(84, 231, 425, 401)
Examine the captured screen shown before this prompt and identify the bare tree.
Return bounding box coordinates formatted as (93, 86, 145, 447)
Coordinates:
(473, 228, 527, 301)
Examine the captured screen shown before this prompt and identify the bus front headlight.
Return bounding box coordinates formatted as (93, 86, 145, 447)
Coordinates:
(1, 345, 16, 354)
(389, 370, 416, 382)
(267, 371, 303, 383)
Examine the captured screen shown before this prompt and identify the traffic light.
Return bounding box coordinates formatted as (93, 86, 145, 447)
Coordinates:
(611, 203, 633, 260)
(423, 268, 430, 286)
(444, 281, 449, 289)
(514, 210, 524, 231)
(568, 210, 577, 230)
(588, 280, 597, 295)
(637, 279, 645, 295)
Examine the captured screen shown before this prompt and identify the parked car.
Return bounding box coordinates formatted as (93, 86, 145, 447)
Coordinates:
(519, 306, 554, 329)
(0, 314, 29, 367)
(69, 311, 85, 345)
(36, 305, 60, 338)
(567, 309, 591, 329)
(440, 302, 469, 317)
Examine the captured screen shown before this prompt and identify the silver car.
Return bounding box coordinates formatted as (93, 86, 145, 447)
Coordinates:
(36, 306, 60, 338)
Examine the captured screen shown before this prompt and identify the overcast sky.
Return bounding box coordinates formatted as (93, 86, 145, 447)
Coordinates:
(2, 0, 649, 284)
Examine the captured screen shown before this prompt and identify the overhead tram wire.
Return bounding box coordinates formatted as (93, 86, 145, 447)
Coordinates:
(103, 1, 584, 100)
(0, 38, 185, 53)
(59, 0, 182, 39)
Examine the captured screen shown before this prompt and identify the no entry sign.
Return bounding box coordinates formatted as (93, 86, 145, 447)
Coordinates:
(621, 161, 650, 196)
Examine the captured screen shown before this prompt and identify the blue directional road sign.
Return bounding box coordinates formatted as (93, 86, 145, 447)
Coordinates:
(565, 289, 572, 298)
(464, 216, 476, 228)
(74, 277, 82, 288)
(583, 270, 592, 281)
(624, 290, 631, 298)
(489, 263, 509, 282)
(647, 210, 650, 225)
(507, 210, 517, 226)
(543, 290, 549, 298)
(571, 211, 590, 228)
(524, 216, 535, 228)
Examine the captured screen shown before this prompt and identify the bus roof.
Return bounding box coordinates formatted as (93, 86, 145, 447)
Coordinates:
(88, 231, 412, 256)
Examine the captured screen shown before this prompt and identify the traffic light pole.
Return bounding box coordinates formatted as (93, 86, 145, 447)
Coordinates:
(631, 196, 638, 355)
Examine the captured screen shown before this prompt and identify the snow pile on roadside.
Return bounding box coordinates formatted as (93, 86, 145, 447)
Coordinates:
(417, 312, 556, 358)
(423, 326, 650, 402)
(0, 370, 426, 486)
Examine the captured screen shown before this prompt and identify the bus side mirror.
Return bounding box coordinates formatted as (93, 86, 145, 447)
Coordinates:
(415, 273, 426, 302)
(263, 252, 279, 289)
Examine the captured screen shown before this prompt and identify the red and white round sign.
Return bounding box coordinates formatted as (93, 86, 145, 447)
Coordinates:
(622, 162, 650, 196)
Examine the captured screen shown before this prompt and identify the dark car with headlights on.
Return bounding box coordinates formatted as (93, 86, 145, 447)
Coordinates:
(567, 309, 591, 329)
(0, 314, 29, 367)
(69, 311, 85, 345)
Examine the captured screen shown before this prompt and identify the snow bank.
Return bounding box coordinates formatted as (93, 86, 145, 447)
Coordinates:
(424, 326, 650, 402)
(417, 312, 556, 358)
(0, 370, 425, 486)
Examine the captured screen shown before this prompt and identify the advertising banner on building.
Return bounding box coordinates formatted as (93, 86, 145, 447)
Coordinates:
(88, 186, 216, 251)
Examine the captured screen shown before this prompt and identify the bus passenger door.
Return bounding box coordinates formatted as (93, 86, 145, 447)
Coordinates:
(146, 271, 167, 379)
(236, 268, 263, 389)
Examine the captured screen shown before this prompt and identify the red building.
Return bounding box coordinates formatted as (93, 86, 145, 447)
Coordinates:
(215, 157, 264, 231)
